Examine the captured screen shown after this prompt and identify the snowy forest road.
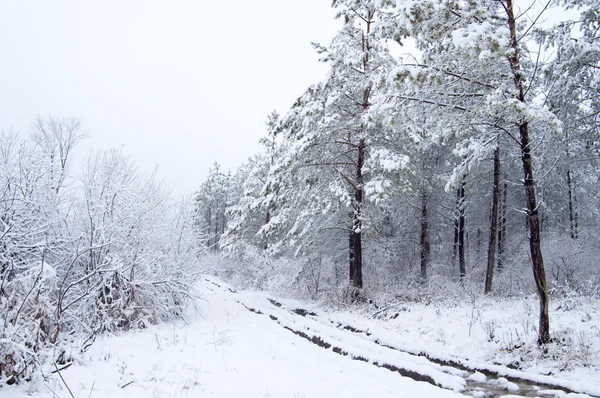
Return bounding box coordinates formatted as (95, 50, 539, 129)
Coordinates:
(221, 279, 595, 398)
(7, 277, 464, 398)
(5, 277, 595, 398)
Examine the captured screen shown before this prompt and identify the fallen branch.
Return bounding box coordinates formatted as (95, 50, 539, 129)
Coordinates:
(54, 362, 75, 398)
(50, 362, 73, 374)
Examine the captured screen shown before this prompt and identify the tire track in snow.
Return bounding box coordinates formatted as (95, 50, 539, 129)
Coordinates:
(231, 299, 467, 392)
(293, 309, 596, 397)
(238, 300, 444, 387)
(203, 279, 595, 398)
(258, 298, 597, 398)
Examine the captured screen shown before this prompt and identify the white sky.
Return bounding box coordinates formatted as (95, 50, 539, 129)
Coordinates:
(0, 1, 339, 196)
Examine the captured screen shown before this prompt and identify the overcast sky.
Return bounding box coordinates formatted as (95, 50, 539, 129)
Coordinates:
(0, 1, 339, 196)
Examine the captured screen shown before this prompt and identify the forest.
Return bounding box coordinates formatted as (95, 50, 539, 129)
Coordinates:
(197, 0, 599, 346)
(2, 0, 599, 394)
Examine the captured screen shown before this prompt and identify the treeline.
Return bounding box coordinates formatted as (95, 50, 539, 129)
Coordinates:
(194, 0, 600, 346)
(0, 117, 202, 384)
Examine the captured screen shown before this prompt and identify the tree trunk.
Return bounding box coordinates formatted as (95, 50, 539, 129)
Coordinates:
(476, 227, 482, 258)
(349, 139, 365, 289)
(566, 137, 578, 239)
(458, 179, 466, 285)
(485, 145, 501, 294)
(214, 199, 219, 250)
(348, 12, 372, 291)
(519, 121, 550, 345)
(264, 210, 270, 250)
(222, 192, 227, 237)
(506, 0, 550, 345)
(419, 189, 430, 282)
(453, 189, 460, 264)
(567, 168, 578, 239)
(207, 205, 212, 249)
(348, 227, 355, 281)
(497, 181, 507, 272)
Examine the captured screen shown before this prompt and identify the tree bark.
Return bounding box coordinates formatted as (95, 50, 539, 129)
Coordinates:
(458, 179, 466, 285)
(453, 189, 460, 264)
(519, 121, 550, 345)
(214, 198, 219, 250)
(264, 210, 271, 250)
(419, 188, 430, 282)
(566, 136, 578, 239)
(497, 181, 507, 272)
(476, 227, 482, 258)
(349, 139, 365, 289)
(485, 145, 501, 294)
(348, 11, 373, 291)
(567, 168, 578, 239)
(207, 205, 212, 249)
(506, 0, 550, 345)
(222, 191, 227, 237)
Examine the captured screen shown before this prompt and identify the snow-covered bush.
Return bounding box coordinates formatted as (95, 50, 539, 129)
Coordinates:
(64, 149, 202, 335)
(0, 261, 59, 385)
(0, 120, 204, 385)
(0, 128, 66, 384)
(543, 232, 600, 297)
(210, 244, 300, 293)
(210, 243, 345, 300)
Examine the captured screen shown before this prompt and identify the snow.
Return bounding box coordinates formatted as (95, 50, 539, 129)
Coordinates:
(2, 278, 464, 398)
(469, 392, 486, 398)
(467, 371, 487, 383)
(2, 277, 599, 398)
(490, 377, 520, 392)
(308, 295, 600, 397)
(238, 291, 467, 392)
(537, 389, 569, 396)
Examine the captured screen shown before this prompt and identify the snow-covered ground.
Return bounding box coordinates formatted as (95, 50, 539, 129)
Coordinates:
(2, 277, 598, 398)
(319, 291, 600, 395)
(2, 278, 463, 398)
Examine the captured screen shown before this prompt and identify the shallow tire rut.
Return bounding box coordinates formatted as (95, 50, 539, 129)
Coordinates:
(234, 294, 595, 398)
(239, 300, 441, 388)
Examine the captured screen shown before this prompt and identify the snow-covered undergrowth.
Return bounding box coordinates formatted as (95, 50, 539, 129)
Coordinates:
(2, 272, 597, 397)
(204, 252, 600, 394)
(2, 278, 467, 398)
(326, 293, 600, 392)
(0, 124, 203, 385)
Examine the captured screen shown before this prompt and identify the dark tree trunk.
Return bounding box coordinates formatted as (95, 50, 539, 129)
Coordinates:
(540, 188, 545, 234)
(485, 145, 501, 294)
(348, 12, 373, 291)
(349, 139, 365, 289)
(458, 180, 466, 285)
(264, 210, 270, 250)
(348, 227, 355, 282)
(222, 193, 227, 237)
(214, 200, 219, 250)
(497, 181, 507, 272)
(519, 120, 550, 345)
(453, 189, 460, 264)
(506, 0, 550, 345)
(566, 163, 578, 239)
(476, 228, 482, 258)
(207, 205, 212, 248)
(419, 189, 430, 282)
